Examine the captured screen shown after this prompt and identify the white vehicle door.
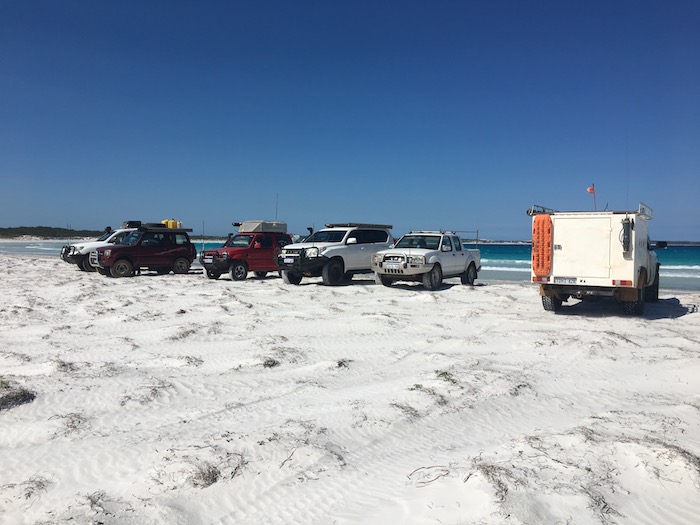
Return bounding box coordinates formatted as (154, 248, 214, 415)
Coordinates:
(451, 235, 467, 274)
(343, 230, 365, 270)
(439, 235, 458, 275)
(348, 229, 392, 270)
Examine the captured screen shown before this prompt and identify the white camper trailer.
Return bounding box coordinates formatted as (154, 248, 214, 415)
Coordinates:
(528, 203, 661, 315)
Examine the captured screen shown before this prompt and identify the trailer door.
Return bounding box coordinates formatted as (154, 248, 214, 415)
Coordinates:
(552, 217, 611, 279)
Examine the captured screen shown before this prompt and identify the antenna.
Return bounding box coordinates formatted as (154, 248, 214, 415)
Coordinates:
(275, 193, 279, 220)
(625, 128, 630, 209)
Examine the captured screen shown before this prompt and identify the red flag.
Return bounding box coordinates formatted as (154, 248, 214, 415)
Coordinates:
(587, 185, 595, 193)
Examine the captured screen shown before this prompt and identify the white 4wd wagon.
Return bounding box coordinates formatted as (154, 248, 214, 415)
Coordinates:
(60, 226, 136, 271)
(277, 223, 394, 286)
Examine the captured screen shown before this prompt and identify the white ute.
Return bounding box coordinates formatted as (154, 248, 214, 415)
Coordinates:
(371, 231, 481, 290)
(528, 203, 662, 315)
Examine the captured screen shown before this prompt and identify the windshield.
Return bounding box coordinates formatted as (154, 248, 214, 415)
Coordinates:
(96, 231, 114, 242)
(395, 235, 440, 250)
(225, 234, 254, 248)
(305, 230, 346, 243)
(121, 232, 142, 246)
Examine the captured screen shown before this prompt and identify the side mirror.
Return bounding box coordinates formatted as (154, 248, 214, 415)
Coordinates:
(442, 245, 451, 252)
(347, 237, 358, 245)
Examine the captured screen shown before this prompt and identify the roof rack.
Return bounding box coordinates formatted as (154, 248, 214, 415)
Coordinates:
(637, 202, 653, 220)
(324, 223, 393, 229)
(526, 203, 652, 219)
(137, 225, 192, 233)
(406, 229, 480, 242)
(526, 205, 557, 216)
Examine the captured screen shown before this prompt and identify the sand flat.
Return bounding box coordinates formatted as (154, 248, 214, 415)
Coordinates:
(1, 254, 699, 524)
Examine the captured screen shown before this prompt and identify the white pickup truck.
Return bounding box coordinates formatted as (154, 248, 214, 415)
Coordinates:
(528, 203, 661, 315)
(371, 231, 481, 290)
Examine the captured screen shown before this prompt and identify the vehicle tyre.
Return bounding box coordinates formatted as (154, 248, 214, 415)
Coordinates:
(205, 268, 221, 280)
(461, 263, 477, 285)
(422, 264, 442, 290)
(110, 259, 133, 278)
(172, 258, 191, 274)
(229, 261, 248, 281)
(254, 271, 267, 279)
(623, 287, 645, 315)
(281, 270, 302, 285)
(80, 256, 96, 272)
(97, 267, 110, 276)
(377, 274, 393, 287)
(322, 259, 344, 286)
(542, 295, 562, 311)
(645, 264, 660, 302)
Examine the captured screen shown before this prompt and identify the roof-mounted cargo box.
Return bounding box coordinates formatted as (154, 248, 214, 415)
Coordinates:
(234, 220, 288, 233)
(121, 220, 142, 228)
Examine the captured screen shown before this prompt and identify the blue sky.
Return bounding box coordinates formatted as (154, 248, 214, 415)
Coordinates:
(2, 1, 699, 240)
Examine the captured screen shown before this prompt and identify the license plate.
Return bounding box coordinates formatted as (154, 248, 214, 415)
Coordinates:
(554, 277, 576, 284)
(284, 257, 294, 264)
(385, 263, 400, 270)
(203, 257, 213, 264)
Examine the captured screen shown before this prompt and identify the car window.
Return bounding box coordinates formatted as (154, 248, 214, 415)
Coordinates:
(306, 230, 345, 243)
(172, 233, 189, 245)
(396, 235, 438, 249)
(122, 232, 142, 245)
(225, 234, 254, 248)
(113, 232, 130, 243)
(349, 230, 366, 244)
(425, 236, 440, 250)
(453, 236, 462, 251)
(441, 236, 453, 251)
(142, 232, 165, 247)
(277, 236, 292, 247)
(97, 231, 113, 242)
(355, 229, 388, 244)
(257, 236, 273, 249)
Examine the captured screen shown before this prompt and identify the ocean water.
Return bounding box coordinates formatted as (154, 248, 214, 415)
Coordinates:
(463, 242, 700, 292)
(2, 240, 698, 292)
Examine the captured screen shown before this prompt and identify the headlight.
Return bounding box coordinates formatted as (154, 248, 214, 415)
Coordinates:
(305, 247, 319, 258)
(221, 252, 228, 259)
(104, 249, 111, 257)
(77, 246, 84, 251)
(372, 253, 383, 263)
(407, 255, 425, 264)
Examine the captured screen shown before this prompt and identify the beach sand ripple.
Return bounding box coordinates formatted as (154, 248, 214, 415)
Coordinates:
(1, 254, 699, 524)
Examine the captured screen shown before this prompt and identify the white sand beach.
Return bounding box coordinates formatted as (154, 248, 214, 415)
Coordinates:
(1, 253, 699, 524)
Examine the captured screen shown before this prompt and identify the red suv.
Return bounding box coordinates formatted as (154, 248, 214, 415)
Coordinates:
(91, 225, 196, 277)
(200, 221, 292, 280)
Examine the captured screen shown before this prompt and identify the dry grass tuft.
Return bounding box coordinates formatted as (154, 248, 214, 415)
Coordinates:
(188, 462, 221, 488)
(0, 378, 36, 411)
(263, 358, 280, 368)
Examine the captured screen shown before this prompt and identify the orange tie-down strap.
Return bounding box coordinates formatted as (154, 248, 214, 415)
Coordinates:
(532, 213, 552, 277)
